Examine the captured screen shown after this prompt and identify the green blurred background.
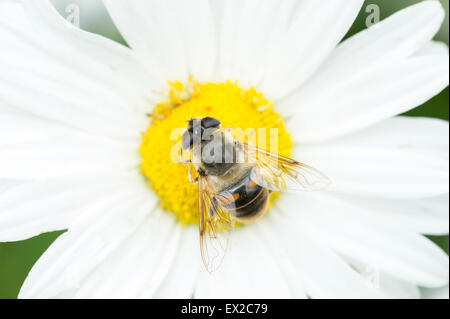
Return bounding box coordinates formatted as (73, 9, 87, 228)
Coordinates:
(0, 0, 448, 298)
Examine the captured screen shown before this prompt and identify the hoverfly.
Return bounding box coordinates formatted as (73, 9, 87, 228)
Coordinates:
(179, 117, 330, 272)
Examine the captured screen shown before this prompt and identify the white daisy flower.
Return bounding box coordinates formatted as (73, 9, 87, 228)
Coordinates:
(0, 0, 448, 299)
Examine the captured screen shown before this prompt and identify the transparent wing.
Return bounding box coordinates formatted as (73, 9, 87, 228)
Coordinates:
(238, 142, 331, 192)
(198, 175, 236, 273)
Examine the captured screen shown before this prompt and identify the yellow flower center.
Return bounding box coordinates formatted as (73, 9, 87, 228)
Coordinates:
(139, 78, 293, 225)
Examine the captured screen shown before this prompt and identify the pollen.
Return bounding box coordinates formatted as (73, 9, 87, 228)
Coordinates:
(139, 78, 293, 225)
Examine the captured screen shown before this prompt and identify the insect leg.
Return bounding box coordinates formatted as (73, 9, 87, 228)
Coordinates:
(188, 165, 198, 184)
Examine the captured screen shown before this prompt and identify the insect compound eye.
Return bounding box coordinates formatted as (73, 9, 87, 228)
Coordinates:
(181, 130, 193, 150)
(201, 117, 221, 129)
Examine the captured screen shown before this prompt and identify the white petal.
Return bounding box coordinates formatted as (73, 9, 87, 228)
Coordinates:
(168, 0, 217, 82)
(0, 178, 24, 194)
(348, 259, 421, 298)
(0, 173, 147, 242)
(377, 273, 421, 299)
(286, 0, 445, 92)
(280, 1, 448, 142)
(414, 41, 449, 57)
(0, 1, 156, 139)
(259, 0, 364, 99)
(21, 0, 160, 107)
(0, 107, 58, 145)
(332, 193, 449, 235)
(19, 188, 159, 298)
(295, 117, 449, 198)
(194, 225, 291, 298)
(283, 55, 449, 143)
(278, 192, 449, 288)
(252, 216, 307, 298)
(0, 112, 140, 179)
(421, 285, 449, 299)
(103, 0, 185, 82)
(154, 226, 200, 298)
(261, 210, 381, 298)
(74, 211, 181, 299)
(214, 0, 296, 86)
(105, 0, 217, 82)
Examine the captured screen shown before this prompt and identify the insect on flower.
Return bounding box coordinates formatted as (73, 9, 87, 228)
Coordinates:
(178, 117, 331, 272)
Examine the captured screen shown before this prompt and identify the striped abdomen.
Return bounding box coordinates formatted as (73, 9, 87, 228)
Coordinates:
(219, 167, 269, 222)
